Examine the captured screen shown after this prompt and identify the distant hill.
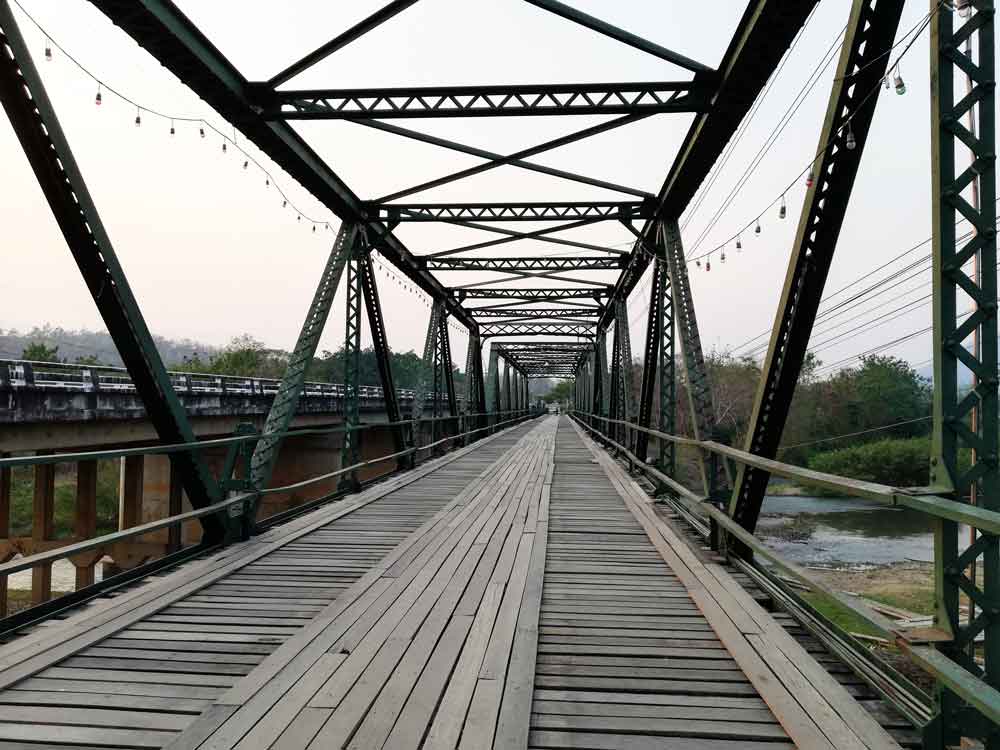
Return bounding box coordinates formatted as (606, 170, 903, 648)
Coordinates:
(0, 325, 218, 369)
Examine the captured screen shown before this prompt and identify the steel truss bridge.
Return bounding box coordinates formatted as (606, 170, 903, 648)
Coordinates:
(0, 0, 998, 748)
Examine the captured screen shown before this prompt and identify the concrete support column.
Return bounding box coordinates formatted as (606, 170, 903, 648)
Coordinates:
(119, 455, 143, 530)
(31, 459, 55, 604)
(74, 460, 97, 590)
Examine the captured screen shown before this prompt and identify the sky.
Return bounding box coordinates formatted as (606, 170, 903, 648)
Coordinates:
(0, 0, 985, 380)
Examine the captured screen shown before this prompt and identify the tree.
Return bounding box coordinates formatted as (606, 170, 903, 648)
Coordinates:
(21, 341, 60, 362)
(171, 335, 287, 378)
(543, 380, 574, 403)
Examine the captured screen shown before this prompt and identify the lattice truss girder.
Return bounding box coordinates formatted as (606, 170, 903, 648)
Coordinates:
(928, 3, 999, 742)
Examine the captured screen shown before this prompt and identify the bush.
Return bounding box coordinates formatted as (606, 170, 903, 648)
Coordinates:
(808, 436, 932, 487)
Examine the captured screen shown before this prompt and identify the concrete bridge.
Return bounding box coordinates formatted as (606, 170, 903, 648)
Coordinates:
(0, 0, 997, 747)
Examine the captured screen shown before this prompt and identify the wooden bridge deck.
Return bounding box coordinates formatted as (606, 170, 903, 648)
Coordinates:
(0, 415, 909, 749)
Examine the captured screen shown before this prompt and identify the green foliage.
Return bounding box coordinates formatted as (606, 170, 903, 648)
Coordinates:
(808, 436, 932, 487)
(306, 346, 465, 391)
(543, 380, 574, 403)
(9, 461, 119, 538)
(171, 335, 288, 378)
(21, 341, 60, 362)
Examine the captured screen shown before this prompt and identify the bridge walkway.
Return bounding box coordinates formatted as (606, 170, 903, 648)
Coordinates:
(0, 415, 905, 749)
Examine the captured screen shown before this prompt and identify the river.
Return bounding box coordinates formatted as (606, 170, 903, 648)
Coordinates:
(756, 493, 966, 569)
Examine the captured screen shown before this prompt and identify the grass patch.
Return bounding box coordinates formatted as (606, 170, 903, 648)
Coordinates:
(800, 590, 886, 640)
(8, 461, 119, 537)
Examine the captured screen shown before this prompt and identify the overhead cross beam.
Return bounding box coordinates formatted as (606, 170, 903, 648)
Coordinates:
(259, 81, 708, 120)
(457, 287, 610, 300)
(370, 201, 651, 223)
(427, 257, 623, 272)
(480, 321, 594, 339)
(468, 308, 600, 319)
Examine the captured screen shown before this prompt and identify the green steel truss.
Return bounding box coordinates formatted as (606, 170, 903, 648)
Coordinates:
(928, 2, 999, 745)
(340, 239, 365, 489)
(249, 223, 359, 502)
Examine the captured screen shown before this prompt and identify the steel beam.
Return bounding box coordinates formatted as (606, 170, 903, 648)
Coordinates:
(371, 201, 650, 223)
(87, 0, 476, 332)
(469, 308, 600, 319)
(0, 3, 226, 539)
(729, 0, 905, 535)
(486, 348, 501, 417)
(341, 244, 364, 489)
(360, 250, 405, 455)
(663, 220, 715, 495)
(267, 0, 422, 88)
(457, 288, 610, 300)
(480, 322, 595, 339)
(427, 257, 623, 272)
(522, 0, 713, 73)
(249, 223, 359, 504)
(263, 81, 706, 119)
(927, 2, 999, 746)
(412, 301, 444, 424)
(635, 232, 674, 470)
(598, 0, 818, 332)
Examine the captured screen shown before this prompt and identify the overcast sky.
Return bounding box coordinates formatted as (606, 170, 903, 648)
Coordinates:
(1, 0, 983, 378)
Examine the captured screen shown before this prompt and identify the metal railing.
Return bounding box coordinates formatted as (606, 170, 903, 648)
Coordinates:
(570, 410, 1000, 732)
(0, 358, 459, 403)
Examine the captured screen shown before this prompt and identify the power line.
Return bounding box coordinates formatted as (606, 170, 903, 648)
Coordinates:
(777, 415, 932, 452)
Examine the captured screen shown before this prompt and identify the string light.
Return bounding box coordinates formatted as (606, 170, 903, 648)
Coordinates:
(243, 160, 249, 169)
(754, 218, 761, 235)
(956, 0, 972, 17)
(805, 168, 814, 188)
(94, 85, 102, 106)
(721, 249, 727, 263)
(134, 106, 141, 127)
(282, 200, 287, 208)
(845, 122, 857, 150)
(199, 126, 205, 138)
(221, 140, 227, 153)
(43, 37, 51, 61)
(736, 235, 742, 250)
(169, 119, 175, 136)
(779, 195, 786, 219)
(706, 255, 712, 273)
(893, 65, 906, 95)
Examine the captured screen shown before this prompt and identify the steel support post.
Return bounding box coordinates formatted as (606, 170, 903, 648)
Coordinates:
(927, 2, 999, 746)
(615, 299, 635, 449)
(502, 361, 512, 414)
(608, 318, 623, 444)
(636, 235, 675, 475)
(728, 0, 905, 536)
(0, 2, 228, 540)
(250, 223, 359, 508)
(360, 252, 405, 458)
(340, 244, 364, 490)
(471, 335, 487, 430)
(412, 301, 445, 447)
(437, 312, 458, 443)
(592, 329, 608, 427)
(487, 348, 501, 430)
(662, 220, 716, 496)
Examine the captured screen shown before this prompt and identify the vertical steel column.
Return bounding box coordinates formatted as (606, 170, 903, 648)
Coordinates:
(608, 315, 623, 443)
(412, 301, 444, 432)
(486, 347, 501, 429)
(636, 234, 675, 475)
(437, 314, 458, 446)
(592, 329, 608, 426)
(928, 2, 999, 746)
(728, 0, 905, 535)
(471, 335, 487, 429)
(0, 2, 225, 540)
(359, 252, 405, 456)
(250, 223, 359, 508)
(615, 298, 635, 447)
(502, 360, 512, 414)
(340, 243, 364, 490)
(662, 219, 716, 496)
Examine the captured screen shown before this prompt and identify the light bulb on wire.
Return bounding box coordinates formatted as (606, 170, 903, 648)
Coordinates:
(243, 160, 249, 170)
(805, 168, 815, 188)
(779, 195, 786, 219)
(134, 107, 141, 127)
(845, 122, 857, 150)
(44, 39, 52, 61)
(736, 235, 742, 250)
(893, 65, 906, 95)
(754, 218, 761, 235)
(222, 141, 227, 153)
(199, 126, 205, 138)
(94, 86, 102, 106)
(169, 120, 175, 136)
